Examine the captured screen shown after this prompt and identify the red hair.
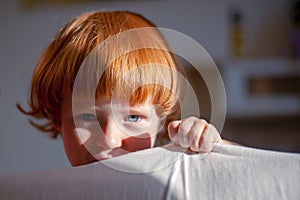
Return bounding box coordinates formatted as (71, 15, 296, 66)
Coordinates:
(18, 11, 183, 139)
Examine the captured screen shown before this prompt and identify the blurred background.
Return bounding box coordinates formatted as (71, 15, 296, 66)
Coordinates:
(0, 0, 299, 173)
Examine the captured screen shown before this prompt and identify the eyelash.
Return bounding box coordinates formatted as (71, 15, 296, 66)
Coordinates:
(77, 113, 98, 122)
(76, 113, 145, 123)
(124, 115, 141, 123)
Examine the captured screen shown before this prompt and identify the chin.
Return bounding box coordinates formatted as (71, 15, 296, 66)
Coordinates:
(69, 155, 98, 167)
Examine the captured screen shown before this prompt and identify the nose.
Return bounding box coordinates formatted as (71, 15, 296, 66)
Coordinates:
(100, 118, 123, 149)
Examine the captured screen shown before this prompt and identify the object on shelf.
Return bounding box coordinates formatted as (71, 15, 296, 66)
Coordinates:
(230, 7, 245, 58)
(290, 0, 300, 59)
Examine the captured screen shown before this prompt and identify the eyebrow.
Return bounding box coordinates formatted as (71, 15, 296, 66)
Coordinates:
(94, 104, 153, 114)
(124, 108, 151, 115)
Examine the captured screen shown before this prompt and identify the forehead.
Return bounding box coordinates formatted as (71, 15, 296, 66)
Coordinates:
(69, 91, 155, 111)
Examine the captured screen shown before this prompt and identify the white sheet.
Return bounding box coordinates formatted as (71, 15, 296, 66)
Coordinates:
(1, 144, 299, 200)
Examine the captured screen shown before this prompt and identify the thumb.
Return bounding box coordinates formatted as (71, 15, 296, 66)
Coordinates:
(167, 120, 181, 143)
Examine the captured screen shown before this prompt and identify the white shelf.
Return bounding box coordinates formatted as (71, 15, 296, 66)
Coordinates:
(221, 58, 300, 117)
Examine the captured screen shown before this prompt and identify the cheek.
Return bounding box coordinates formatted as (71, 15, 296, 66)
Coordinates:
(122, 134, 157, 152)
(61, 124, 97, 166)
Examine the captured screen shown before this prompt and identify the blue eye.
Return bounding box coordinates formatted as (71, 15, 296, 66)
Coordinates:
(78, 113, 97, 121)
(126, 115, 140, 122)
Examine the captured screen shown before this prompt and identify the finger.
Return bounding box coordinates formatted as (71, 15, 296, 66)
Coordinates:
(177, 119, 194, 148)
(168, 120, 181, 144)
(209, 125, 222, 144)
(189, 121, 206, 152)
(198, 124, 221, 152)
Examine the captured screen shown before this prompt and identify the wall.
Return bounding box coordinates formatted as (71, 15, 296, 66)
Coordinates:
(0, 0, 292, 173)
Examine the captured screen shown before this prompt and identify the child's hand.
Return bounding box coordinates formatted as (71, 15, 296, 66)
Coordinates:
(168, 117, 222, 153)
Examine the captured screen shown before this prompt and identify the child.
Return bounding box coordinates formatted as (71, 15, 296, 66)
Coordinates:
(18, 11, 233, 166)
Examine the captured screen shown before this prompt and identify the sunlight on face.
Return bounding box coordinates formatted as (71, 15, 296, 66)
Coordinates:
(61, 92, 166, 166)
(74, 128, 91, 145)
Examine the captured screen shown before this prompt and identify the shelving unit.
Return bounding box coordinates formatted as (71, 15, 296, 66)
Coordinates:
(221, 58, 300, 118)
(219, 58, 300, 152)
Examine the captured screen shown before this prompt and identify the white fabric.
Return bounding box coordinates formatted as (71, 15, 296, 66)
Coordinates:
(0, 144, 299, 200)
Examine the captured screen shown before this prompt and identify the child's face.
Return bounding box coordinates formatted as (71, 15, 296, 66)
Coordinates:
(60, 89, 164, 166)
